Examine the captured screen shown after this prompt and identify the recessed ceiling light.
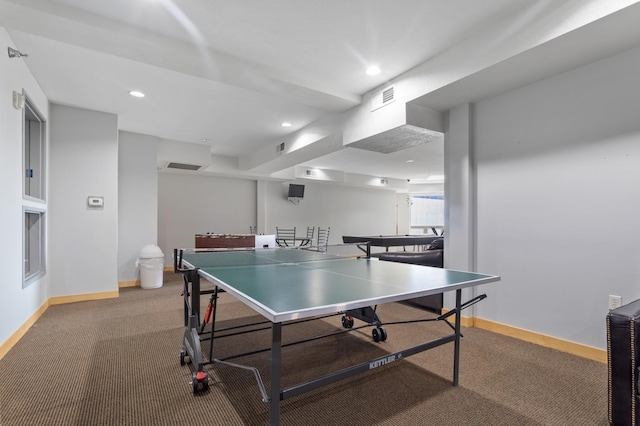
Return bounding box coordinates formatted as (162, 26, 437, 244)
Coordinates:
(201, 138, 211, 143)
(281, 122, 292, 127)
(366, 65, 381, 76)
(406, 160, 414, 163)
(129, 90, 145, 98)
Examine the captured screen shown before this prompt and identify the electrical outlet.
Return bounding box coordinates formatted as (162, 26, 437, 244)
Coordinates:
(609, 295, 622, 310)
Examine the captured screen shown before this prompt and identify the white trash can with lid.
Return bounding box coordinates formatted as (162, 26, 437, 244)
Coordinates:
(137, 244, 164, 289)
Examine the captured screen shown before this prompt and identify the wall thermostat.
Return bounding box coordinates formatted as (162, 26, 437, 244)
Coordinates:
(87, 196, 104, 209)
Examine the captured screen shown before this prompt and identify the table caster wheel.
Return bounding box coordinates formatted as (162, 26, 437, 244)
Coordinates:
(379, 327, 387, 341)
(341, 315, 354, 328)
(372, 327, 387, 342)
(192, 370, 209, 394)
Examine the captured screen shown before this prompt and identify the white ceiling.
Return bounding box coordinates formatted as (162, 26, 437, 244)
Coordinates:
(2, 0, 640, 185)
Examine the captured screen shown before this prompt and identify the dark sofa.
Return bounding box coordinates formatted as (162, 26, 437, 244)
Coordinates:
(378, 249, 444, 313)
(378, 251, 443, 268)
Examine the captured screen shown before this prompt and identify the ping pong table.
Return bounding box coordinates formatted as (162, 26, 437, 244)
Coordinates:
(174, 246, 499, 425)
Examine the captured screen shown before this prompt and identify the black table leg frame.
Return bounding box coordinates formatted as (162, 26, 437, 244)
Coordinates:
(264, 288, 480, 425)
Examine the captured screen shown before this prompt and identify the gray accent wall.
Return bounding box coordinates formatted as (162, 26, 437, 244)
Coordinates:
(48, 104, 118, 296)
(156, 176, 399, 265)
(447, 46, 640, 349)
(157, 173, 258, 264)
(0, 28, 49, 346)
(118, 131, 158, 282)
(262, 180, 398, 244)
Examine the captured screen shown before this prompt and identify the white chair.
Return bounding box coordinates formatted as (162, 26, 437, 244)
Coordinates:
(276, 227, 296, 247)
(316, 227, 330, 252)
(302, 226, 315, 246)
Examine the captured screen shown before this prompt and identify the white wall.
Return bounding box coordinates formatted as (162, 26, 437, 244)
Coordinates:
(263, 180, 398, 246)
(445, 104, 474, 271)
(0, 28, 50, 346)
(396, 193, 411, 234)
(48, 104, 118, 296)
(118, 131, 158, 282)
(458, 46, 640, 350)
(156, 175, 398, 263)
(157, 173, 257, 264)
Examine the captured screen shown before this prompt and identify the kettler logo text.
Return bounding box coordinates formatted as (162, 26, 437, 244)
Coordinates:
(369, 354, 399, 370)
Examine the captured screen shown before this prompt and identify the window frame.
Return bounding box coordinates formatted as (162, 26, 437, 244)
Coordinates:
(409, 194, 445, 234)
(22, 90, 47, 203)
(23, 206, 46, 288)
(21, 90, 47, 288)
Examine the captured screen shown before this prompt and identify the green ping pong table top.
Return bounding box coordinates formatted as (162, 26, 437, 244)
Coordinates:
(181, 248, 499, 323)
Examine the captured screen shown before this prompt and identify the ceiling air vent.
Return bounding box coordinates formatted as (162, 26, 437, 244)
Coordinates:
(276, 142, 285, 154)
(166, 162, 202, 171)
(371, 85, 395, 112)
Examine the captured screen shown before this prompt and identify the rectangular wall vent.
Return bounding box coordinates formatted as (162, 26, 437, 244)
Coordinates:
(166, 162, 202, 171)
(371, 85, 395, 111)
(382, 86, 394, 103)
(276, 142, 285, 154)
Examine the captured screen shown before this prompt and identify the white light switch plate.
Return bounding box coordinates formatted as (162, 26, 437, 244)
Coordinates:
(87, 196, 104, 209)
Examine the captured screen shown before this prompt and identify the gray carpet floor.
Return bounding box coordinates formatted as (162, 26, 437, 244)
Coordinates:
(0, 271, 608, 425)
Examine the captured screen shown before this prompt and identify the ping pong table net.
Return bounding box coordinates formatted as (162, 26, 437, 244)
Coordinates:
(173, 243, 369, 272)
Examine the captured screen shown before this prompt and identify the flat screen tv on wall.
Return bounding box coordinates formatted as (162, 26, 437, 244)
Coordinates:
(288, 184, 305, 198)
